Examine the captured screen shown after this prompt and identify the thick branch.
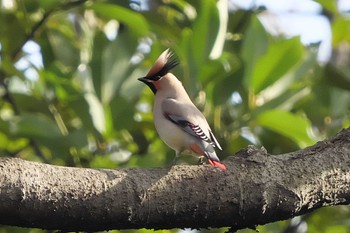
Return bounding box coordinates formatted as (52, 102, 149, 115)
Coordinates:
(0, 128, 349, 231)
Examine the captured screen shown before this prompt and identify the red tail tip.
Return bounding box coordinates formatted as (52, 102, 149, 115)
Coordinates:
(208, 160, 227, 170)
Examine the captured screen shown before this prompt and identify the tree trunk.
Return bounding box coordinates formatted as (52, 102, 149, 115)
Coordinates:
(0, 128, 349, 232)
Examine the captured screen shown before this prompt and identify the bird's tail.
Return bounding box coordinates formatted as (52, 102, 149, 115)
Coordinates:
(208, 159, 227, 170)
(205, 150, 226, 170)
(201, 143, 227, 171)
(191, 142, 226, 170)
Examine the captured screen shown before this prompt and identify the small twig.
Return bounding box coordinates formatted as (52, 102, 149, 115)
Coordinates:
(11, 10, 52, 61)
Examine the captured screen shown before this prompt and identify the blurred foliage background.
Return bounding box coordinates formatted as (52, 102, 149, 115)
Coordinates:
(0, 0, 350, 232)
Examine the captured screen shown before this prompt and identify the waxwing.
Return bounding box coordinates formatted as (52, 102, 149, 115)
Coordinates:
(138, 49, 226, 170)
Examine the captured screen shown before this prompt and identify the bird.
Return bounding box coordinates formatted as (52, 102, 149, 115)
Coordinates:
(138, 49, 226, 170)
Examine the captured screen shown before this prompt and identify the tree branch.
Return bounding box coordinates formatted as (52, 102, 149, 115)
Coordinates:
(0, 128, 349, 231)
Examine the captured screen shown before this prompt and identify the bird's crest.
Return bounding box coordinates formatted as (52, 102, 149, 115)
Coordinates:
(146, 49, 179, 80)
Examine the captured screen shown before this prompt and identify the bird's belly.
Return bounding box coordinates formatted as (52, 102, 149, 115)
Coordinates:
(154, 116, 191, 151)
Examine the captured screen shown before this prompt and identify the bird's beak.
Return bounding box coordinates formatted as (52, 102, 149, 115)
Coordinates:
(138, 77, 152, 83)
(138, 77, 157, 94)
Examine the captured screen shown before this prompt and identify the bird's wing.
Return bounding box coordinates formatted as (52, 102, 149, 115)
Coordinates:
(161, 98, 222, 150)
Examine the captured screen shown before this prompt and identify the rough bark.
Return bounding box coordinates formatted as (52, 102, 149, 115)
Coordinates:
(0, 128, 349, 232)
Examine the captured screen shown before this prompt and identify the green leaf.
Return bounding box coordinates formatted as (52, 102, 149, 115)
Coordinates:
(333, 18, 350, 45)
(38, 0, 58, 10)
(101, 30, 137, 104)
(176, 0, 223, 96)
(0, 12, 26, 60)
(255, 110, 316, 148)
(325, 226, 349, 233)
(0, 113, 89, 158)
(68, 95, 103, 140)
(211, 65, 243, 106)
(119, 68, 148, 101)
(63, 129, 88, 149)
(90, 3, 149, 37)
(314, 0, 338, 14)
(46, 15, 81, 69)
(250, 37, 304, 94)
(89, 29, 138, 105)
(191, 0, 221, 63)
(9, 113, 62, 140)
(198, 0, 228, 60)
(12, 94, 51, 115)
(241, 15, 269, 90)
(227, 9, 254, 35)
(109, 97, 135, 131)
(323, 64, 350, 92)
(89, 31, 109, 100)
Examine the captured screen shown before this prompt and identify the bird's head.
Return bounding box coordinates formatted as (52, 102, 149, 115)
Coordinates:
(138, 49, 179, 94)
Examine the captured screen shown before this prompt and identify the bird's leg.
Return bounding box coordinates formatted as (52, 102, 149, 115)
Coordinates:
(197, 156, 206, 165)
(172, 156, 179, 165)
(172, 151, 181, 165)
